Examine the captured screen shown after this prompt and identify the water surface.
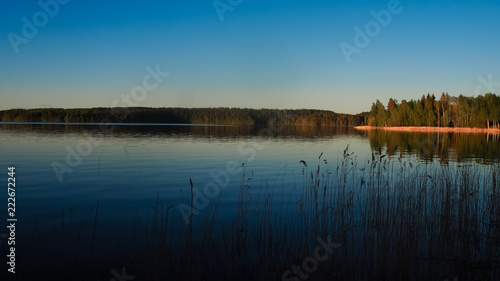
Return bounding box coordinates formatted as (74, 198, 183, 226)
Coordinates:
(0, 123, 498, 279)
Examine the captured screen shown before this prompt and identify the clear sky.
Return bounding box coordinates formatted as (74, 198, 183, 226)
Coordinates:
(1, 0, 499, 114)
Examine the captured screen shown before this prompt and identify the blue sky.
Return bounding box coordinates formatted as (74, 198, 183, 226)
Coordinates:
(1, 0, 499, 114)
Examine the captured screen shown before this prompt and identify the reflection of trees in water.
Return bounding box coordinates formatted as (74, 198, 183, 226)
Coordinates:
(365, 130, 500, 164)
(0, 124, 365, 141)
(3, 124, 498, 162)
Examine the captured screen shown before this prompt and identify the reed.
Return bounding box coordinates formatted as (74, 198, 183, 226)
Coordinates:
(18, 148, 500, 281)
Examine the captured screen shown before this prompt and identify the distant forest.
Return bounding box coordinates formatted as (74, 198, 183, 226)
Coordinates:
(0, 107, 367, 127)
(3, 93, 499, 128)
(369, 93, 500, 129)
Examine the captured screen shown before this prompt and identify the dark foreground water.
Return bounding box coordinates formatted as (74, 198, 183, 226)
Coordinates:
(0, 123, 499, 280)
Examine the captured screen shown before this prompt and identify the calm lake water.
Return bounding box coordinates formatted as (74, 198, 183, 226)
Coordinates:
(0, 123, 499, 279)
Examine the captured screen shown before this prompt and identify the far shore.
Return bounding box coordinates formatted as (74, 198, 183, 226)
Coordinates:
(355, 126, 500, 134)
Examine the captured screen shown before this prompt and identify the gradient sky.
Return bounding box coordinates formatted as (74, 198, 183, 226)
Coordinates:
(1, 0, 499, 114)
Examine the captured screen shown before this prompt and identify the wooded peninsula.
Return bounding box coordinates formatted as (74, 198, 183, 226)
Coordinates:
(367, 93, 500, 129)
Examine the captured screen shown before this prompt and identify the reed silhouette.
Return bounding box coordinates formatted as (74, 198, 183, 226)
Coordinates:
(16, 148, 500, 281)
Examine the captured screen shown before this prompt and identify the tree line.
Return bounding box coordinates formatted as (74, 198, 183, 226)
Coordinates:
(0, 107, 368, 127)
(368, 93, 500, 128)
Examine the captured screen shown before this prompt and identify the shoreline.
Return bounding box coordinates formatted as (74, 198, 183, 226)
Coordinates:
(354, 126, 500, 134)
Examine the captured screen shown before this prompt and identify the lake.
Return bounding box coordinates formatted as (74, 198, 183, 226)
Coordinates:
(0, 123, 499, 280)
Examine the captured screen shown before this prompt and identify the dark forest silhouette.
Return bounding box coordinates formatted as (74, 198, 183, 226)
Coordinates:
(0, 107, 367, 127)
(2, 92, 499, 129)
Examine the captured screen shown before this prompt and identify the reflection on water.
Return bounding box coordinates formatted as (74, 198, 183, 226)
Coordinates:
(361, 129, 500, 164)
(2, 123, 499, 164)
(0, 123, 365, 139)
